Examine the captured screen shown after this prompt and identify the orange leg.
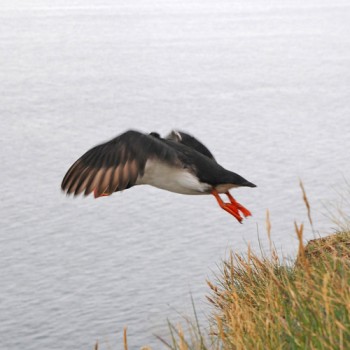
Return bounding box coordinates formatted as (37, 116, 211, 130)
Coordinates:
(225, 191, 252, 218)
(211, 189, 243, 223)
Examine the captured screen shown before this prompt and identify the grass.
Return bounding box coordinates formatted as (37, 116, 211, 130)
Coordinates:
(204, 232, 350, 350)
(96, 183, 350, 349)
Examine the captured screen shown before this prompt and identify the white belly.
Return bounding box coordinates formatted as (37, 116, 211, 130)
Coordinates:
(136, 159, 211, 195)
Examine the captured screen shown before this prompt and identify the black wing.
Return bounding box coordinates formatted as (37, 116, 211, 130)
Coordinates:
(61, 130, 179, 197)
(165, 130, 216, 161)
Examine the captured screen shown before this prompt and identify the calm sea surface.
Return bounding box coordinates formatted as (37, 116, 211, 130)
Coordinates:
(1, 0, 350, 349)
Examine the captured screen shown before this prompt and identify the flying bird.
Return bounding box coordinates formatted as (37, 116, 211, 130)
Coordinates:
(61, 130, 256, 223)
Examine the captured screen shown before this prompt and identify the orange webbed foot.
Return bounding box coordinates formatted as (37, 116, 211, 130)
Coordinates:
(222, 203, 243, 223)
(225, 191, 252, 218)
(211, 189, 244, 223)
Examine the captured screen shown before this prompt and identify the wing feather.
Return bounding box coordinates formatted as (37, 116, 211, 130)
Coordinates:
(61, 130, 179, 197)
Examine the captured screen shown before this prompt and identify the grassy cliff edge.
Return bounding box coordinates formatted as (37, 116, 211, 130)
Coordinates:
(96, 185, 350, 350)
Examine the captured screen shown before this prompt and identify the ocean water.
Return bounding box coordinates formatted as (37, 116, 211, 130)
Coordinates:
(1, 0, 350, 349)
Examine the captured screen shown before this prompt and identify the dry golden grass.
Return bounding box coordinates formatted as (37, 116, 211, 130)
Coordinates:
(162, 183, 350, 350)
(96, 182, 350, 350)
(205, 232, 350, 350)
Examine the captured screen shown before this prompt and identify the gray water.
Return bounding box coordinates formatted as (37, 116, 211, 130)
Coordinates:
(1, 0, 350, 349)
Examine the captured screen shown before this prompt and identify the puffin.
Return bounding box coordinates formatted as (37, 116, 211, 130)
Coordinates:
(61, 130, 256, 223)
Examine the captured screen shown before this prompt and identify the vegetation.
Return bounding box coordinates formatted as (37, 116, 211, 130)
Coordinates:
(96, 184, 350, 349)
(155, 230, 350, 350)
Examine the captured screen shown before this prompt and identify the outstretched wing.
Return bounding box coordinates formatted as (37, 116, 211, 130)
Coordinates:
(165, 130, 216, 161)
(61, 130, 179, 197)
